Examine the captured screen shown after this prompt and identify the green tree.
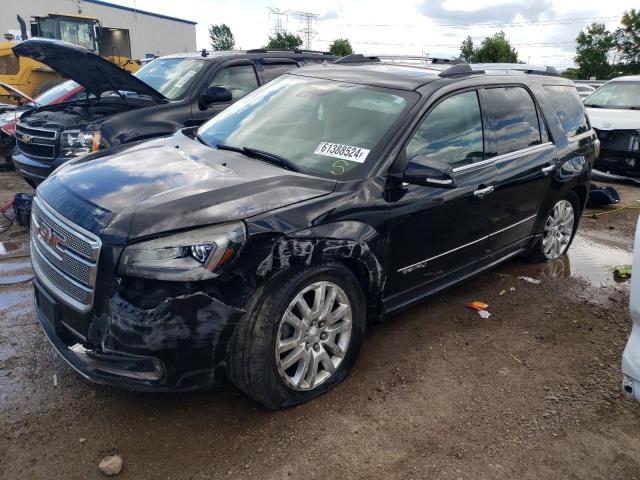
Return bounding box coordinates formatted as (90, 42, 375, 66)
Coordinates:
(266, 32, 303, 50)
(575, 23, 615, 80)
(459, 36, 475, 63)
(329, 38, 353, 56)
(561, 67, 580, 80)
(615, 9, 640, 74)
(457, 32, 518, 63)
(208, 24, 235, 51)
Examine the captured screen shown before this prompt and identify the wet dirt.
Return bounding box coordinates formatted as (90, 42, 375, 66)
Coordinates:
(1, 173, 639, 479)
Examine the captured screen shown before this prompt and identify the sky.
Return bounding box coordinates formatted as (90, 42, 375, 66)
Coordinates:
(106, 0, 636, 69)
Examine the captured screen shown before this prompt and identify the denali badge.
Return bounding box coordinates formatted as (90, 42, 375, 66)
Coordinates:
(38, 223, 65, 255)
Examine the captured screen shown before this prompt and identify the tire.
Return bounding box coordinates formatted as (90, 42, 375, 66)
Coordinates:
(227, 262, 366, 410)
(527, 191, 581, 263)
(31, 80, 63, 98)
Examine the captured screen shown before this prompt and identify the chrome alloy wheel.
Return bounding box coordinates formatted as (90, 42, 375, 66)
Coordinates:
(275, 281, 353, 391)
(542, 199, 575, 260)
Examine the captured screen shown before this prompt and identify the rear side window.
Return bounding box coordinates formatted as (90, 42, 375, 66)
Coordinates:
(485, 87, 542, 155)
(262, 62, 298, 83)
(543, 85, 589, 137)
(406, 90, 484, 169)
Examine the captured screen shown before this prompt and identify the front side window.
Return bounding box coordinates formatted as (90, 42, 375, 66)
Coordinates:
(543, 85, 589, 137)
(134, 58, 207, 100)
(209, 65, 259, 100)
(584, 81, 640, 110)
(262, 62, 298, 83)
(485, 87, 542, 155)
(406, 90, 484, 169)
(198, 75, 415, 179)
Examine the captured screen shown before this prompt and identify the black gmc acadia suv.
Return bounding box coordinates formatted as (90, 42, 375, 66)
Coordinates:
(31, 58, 598, 409)
(11, 38, 335, 186)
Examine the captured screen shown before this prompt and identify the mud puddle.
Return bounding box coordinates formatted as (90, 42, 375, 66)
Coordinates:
(502, 230, 634, 286)
(0, 241, 26, 256)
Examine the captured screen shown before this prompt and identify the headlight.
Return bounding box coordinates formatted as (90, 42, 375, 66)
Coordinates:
(118, 222, 246, 281)
(60, 129, 100, 157)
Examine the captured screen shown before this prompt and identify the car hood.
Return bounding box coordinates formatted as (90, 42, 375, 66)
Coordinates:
(37, 131, 337, 240)
(0, 82, 36, 104)
(587, 107, 640, 130)
(13, 38, 166, 103)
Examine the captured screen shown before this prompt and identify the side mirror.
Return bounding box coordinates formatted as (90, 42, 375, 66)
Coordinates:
(403, 155, 456, 188)
(200, 86, 232, 107)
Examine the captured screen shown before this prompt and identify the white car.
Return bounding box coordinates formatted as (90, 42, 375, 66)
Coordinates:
(623, 217, 640, 401)
(576, 84, 596, 101)
(584, 75, 640, 182)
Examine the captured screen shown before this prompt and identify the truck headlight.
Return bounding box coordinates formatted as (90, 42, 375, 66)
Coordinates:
(60, 129, 100, 156)
(118, 222, 246, 281)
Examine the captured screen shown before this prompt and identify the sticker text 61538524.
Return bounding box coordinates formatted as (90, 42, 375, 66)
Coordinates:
(314, 142, 370, 163)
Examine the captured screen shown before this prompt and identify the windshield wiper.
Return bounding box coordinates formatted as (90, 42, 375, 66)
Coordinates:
(216, 144, 300, 172)
(584, 104, 604, 108)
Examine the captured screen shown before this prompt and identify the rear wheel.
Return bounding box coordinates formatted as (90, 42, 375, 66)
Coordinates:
(528, 192, 581, 263)
(227, 263, 366, 410)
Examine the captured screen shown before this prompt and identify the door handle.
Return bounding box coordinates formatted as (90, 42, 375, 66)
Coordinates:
(541, 164, 556, 175)
(473, 185, 494, 199)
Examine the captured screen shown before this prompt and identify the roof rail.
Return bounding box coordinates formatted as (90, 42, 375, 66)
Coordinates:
(471, 63, 560, 76)
(439, 64, 485, 77)
(245, 48, 332, 55)
(333, 54, 381, 64)
(377, 55, 459, 64)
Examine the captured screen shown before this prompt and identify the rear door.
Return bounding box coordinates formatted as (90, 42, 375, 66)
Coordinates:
(189, 61, 260, 126)
(480, 85, 556, 256)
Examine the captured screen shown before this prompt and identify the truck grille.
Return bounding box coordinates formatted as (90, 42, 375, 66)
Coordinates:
(16, 124, 58, 160)
(30, 197, 101, 313)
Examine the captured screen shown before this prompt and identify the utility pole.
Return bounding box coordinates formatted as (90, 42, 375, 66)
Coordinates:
(268, 7, 288, 35)
(295, 11, 318, 50)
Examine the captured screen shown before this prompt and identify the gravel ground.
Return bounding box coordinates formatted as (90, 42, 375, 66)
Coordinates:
(1, 171, 639, 479)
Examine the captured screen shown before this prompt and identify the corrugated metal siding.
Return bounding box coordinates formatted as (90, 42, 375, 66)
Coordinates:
(0, 0, 197, 59)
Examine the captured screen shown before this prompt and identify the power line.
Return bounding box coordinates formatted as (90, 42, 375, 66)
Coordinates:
(321, 16, 623, 29)
(295, 11, 319, 50)
(268, 7, 288, 35)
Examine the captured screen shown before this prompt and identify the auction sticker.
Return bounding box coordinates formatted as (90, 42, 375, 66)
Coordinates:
(314, 142, 370, 163)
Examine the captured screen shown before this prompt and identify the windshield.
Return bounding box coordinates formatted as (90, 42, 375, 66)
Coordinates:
(34, 80, 81, 105)
(134, 58, 206, 100)
(584, 81, 640, 109)
(198, 75, 415, 179)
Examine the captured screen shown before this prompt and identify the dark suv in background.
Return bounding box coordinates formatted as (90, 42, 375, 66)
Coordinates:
(30, 58, 597, 409)
(11, 38, 335, 185)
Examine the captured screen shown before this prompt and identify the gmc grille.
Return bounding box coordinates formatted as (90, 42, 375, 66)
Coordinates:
(16, 124, 58, 160)
(30, 197, 101, 313)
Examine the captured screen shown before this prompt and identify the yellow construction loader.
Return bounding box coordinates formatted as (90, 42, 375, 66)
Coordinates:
(0, 14, 140, 103)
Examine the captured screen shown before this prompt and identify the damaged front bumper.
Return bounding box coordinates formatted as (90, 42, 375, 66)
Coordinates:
(34, 273, 245, 391)
(593, 128, 640, 181)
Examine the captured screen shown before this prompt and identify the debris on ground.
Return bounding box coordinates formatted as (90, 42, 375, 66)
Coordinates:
(519, 276, 542, 285)
(99, 455, 123, 476)
(588, 184, 621, 208)
(467, 301, 491, 318)
(478, 310, 491, 319)
(499, 289, 506, 296)
(613, 265, 632, 280)
(52, 374, 58, 387)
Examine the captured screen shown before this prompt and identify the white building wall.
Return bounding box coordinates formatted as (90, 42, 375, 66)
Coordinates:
(0, 0, 197, 59)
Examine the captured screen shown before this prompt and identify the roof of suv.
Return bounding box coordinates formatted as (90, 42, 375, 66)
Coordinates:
(158, 49, 337, 61)
(293, 62, 573, 91)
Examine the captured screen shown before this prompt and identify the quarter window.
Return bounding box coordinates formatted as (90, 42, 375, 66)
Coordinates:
(262, 62, 298, 83)
(210, 65, 259, 101)
(485, 87, 542, 155)
(543, 85, 590, 137)
(406, 90, 484, 169)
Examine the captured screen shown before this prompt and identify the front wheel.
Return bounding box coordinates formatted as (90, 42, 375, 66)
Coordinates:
(528, 192, 581, 263)
(227, 263, 366, 410)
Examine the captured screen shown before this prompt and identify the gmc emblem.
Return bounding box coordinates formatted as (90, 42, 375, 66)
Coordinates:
(38, 224, 65, 255)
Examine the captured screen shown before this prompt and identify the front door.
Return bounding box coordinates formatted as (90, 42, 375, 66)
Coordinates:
(387, 89, 498, 299)
(190, 62, 260, 126)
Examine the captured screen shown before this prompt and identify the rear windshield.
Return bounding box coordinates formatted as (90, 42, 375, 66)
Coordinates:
(543, 85, 590, 137)
(584, 81, 640, 109)
(134, 58, 207, 100)
(34, 80, 81, 105)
